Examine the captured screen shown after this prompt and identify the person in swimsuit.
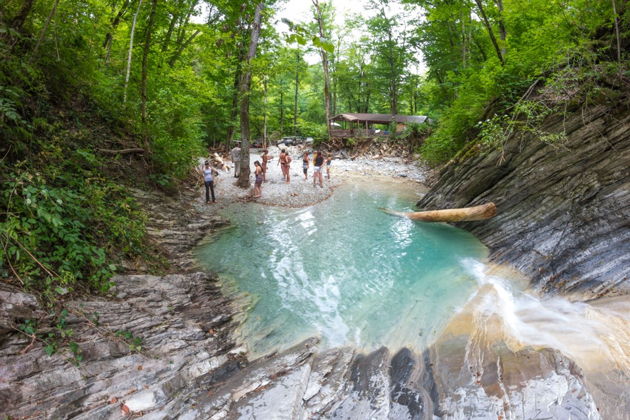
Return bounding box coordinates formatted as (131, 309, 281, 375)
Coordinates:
(278, 149, 286, 181)
(280, 150, 291, 183)
(302, 152, 310, 180)
(261, 149, 273, 182)
(313, 151, 324, 188)
(201, 160, 216, 203)
(325, 153, 332, 179)
(253, 161, 263, 198)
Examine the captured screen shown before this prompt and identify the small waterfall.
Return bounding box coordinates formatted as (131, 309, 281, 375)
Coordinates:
(460, 259, 630, 374)
(457, 259, 630, 418)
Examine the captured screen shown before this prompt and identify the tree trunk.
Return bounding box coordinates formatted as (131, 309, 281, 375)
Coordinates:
(293, 50, 300, 135)
(11, 0, 36, 31)
(473, 0, 504, 65)
(140, 0, 158, 150)
(493, 0, 507, 57)
(279, 89, 284, 134)
(161, 2, 181, 53)
(123, 0, 144, 104)
(312, 0, 332, 139)
(237, 2, 264, 188)
(168, 29, 200, 67)
(32, 0, 60, 57)
(612, 0, 622, 63)
(381, 203, 497, 223)
(263, 76, 268, 148)
(226, 58, 242, 148)
(103, 0, 131, 63)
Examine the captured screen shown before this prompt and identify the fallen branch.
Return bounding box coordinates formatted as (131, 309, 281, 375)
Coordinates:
(98, 148, 145, 155)
(380, 202, 497, 223)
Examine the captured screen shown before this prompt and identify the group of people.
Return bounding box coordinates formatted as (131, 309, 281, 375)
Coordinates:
(299, 150, 332, 187)
(201, 144, 334, 204)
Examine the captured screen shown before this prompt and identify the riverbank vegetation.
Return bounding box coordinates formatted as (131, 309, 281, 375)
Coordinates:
(1, 0, 627, 313)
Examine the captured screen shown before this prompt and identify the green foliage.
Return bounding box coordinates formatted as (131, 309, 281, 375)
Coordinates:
(17, 309, 83, 364)
(1, 158, 146, 301)
(408, 0, 625, 163)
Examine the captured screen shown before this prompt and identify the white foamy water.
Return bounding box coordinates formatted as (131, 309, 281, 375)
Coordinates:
(460, 258, 630, 376)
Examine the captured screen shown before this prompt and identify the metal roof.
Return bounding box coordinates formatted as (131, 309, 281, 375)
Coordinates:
(330, 113, 428, 124)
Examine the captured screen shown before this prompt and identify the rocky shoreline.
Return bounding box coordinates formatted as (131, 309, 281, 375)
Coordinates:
(417, 97, 630, 300)
(1, 148, 627, 418)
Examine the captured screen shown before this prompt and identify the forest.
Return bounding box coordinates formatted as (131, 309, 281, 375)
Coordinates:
(0, 0, 628, 304)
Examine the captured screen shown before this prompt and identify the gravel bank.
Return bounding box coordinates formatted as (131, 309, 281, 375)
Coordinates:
(198, 145, 429, 208)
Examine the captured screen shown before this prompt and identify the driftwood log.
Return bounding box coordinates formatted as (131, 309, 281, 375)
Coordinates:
(381, 202, 496, 222)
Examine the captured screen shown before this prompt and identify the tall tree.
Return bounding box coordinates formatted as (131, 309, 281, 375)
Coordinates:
(140, 0, 159, 150)
(238, 2, 265, 188)
(312, 0, 332, 137)
(123, 0, 144, 103)
(293, 49, 301, 135)
(473, 0, 504, 64)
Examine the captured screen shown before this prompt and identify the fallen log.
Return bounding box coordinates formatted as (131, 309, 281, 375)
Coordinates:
(380, 202, 496, 222)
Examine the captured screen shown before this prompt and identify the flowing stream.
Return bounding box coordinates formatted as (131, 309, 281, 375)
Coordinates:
(198, 179, 488, 355)
(197, 179, 630, 382)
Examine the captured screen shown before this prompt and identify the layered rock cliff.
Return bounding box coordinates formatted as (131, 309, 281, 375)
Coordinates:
(418, 92, 630, 298)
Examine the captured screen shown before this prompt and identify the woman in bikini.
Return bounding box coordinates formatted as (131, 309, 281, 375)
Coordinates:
(253, 161, 263, 198)
(261, 149, 273, 182)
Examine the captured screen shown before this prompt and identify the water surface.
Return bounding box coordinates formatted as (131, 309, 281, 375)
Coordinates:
(197, 180, 488, 355)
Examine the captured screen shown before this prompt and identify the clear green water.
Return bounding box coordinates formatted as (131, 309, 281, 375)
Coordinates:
(197, 180, 488, 356)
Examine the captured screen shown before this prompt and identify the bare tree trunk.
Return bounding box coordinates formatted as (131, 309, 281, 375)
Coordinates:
(493, 0, 507, 57)
(263, 76, 268, 148)
(473, 0, 504, 65)
(612, 0, 622, 63)
(226, 59, 242, 148)
(103, 0, 131, 62)
(161, 1, 182, 53)
(237, 2, 264, 188)
(279, 89, 285, 133)
(312, 0, 332, 139)
(123, 0, 144, 104)
(32, 0, 60, 57)
(140, 0, 158, 150)
(293, 50, 300, 135)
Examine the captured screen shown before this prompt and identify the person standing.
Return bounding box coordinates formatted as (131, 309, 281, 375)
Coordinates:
(278, 149, 286, 181)
(253, 161, 263, 198)
(261, 149, 273, 182)
(313, 151, 324, 188)
(284, 151, 292, 183)
(302, 152, 310, 180)
(202, 161, 216, 204)
(230, 142, 241, 178)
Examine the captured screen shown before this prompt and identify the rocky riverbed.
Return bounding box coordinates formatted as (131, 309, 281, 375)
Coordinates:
(1, 142, 628, 419)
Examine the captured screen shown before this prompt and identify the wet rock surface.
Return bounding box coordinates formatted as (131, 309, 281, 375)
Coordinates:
(0, 147, 618, 419)
(418, 98, 630, 298)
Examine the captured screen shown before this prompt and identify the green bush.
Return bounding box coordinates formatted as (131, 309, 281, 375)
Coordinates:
(1, 148, 146, 304)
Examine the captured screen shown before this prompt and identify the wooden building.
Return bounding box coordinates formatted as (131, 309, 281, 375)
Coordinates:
(329, 113, 428, 138)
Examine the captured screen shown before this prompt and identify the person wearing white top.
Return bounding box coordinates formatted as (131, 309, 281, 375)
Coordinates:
(202, 161, 216, 203)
